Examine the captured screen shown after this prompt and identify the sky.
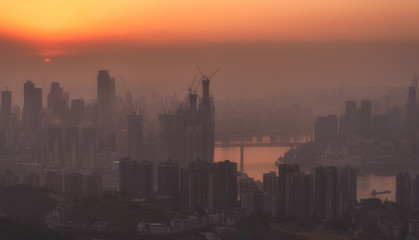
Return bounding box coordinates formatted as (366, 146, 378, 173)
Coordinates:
(1, 0, 419, 105)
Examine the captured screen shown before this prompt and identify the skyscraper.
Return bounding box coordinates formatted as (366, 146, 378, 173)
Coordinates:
(337, 166, 357, 218)
(360, 100, 372, 139)
(344, 100, 357, 136)
(47, 82, 68, 119)
(180, 161, 212, 209)
(396, 172, 412, 209)
(315, 166, 338, 221)
(23, 81, 42, 138)
(407, 86, 417, 135)
(1, 90, 12, 130)
(158, 74, 215, 166)
(97, 70, 115, 131)
(200, 76, 215, 163)
(127, 113, 143, 161)
(211, 160, 237, 209)
(277, 163, 299, 216)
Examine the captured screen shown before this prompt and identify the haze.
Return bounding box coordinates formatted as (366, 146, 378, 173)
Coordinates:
(1, 0, 419, 105)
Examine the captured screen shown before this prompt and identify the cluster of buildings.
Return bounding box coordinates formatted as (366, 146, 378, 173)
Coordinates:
(238, 163, 357, 221)
(119, 158, 237, 210)
(396, 172, 419, 210)
(314, 77, 419, 145)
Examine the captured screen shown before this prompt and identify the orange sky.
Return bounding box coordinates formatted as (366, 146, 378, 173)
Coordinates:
(1, 0, 419, 55)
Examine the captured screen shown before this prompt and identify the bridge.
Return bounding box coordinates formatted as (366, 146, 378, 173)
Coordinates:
(214, 142, 303, 148)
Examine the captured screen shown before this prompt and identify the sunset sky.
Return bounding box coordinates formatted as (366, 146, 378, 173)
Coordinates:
(1, 0, 419, 53)
(1, 1, 419, 105)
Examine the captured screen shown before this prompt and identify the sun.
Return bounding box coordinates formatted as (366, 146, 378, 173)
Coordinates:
(43, 58, 51, 63)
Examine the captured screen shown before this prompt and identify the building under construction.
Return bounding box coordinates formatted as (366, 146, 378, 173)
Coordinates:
(158, 72, 216, 166)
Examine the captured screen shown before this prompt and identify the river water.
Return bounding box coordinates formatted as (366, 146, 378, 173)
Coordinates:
(214, 136, 396, 202)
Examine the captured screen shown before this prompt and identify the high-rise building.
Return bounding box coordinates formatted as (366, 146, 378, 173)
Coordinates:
(23, 81, 42, 137)
(285, 172, 311, 218)
(158, 159, 179, 196)
(127, 113, 143, 160)
(412, 175, 419, 210)
(62, 126, 80, 168)
(46, 127, 64, 168)
(407, 86, 418, 135)
(157, 159, 180, 206)
(344, 100, 357, 135)
(70, 99, 85, 124)
(157, 114, 174, 164)
(97, 70, 115, 138)
(314, 166, 338, 221)
(119, 158, 153, 201)
(180, 161, 212, 209)
(337, 166, 357, 218)
(396, 172, 412, 209)
(200, 76, 215, 164)
(84, 173, 102, 198)
(158, 75, 215, 166)
(1, 90, 12, 130)
(360, 100, 372, 139)
(47, 82, 68, 119)
(277, 163, 299, 216)
(211, 160, 237, 209)
(263, 171, 279, 212)
(80, 127, 97, 169)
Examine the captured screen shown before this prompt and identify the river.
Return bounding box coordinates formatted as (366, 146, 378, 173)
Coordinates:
(214, 136, 396, 202)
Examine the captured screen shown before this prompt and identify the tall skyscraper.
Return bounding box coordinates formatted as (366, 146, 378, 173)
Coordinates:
(337, 166, 357, 218)
(211, 160, 237, 209)
(285, 172, 311, 218)
(180, 161, 212, 209)
(396, 172, 412, 209)
(1, 90, 12, 130)
(158, 74, 215, 166)
(23, 81, 42, 137)
(344, 100, 357, 135)
(127, 113, 143, 160)
(97, 70, 115, 134)
(47, 82, 69, 119)
(200, 76, 215, 163)
(407, 86, 417, 135)
(277, 163, 299, 216)
(360, 100, 372, 139)
(314, 166, 338, 221)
